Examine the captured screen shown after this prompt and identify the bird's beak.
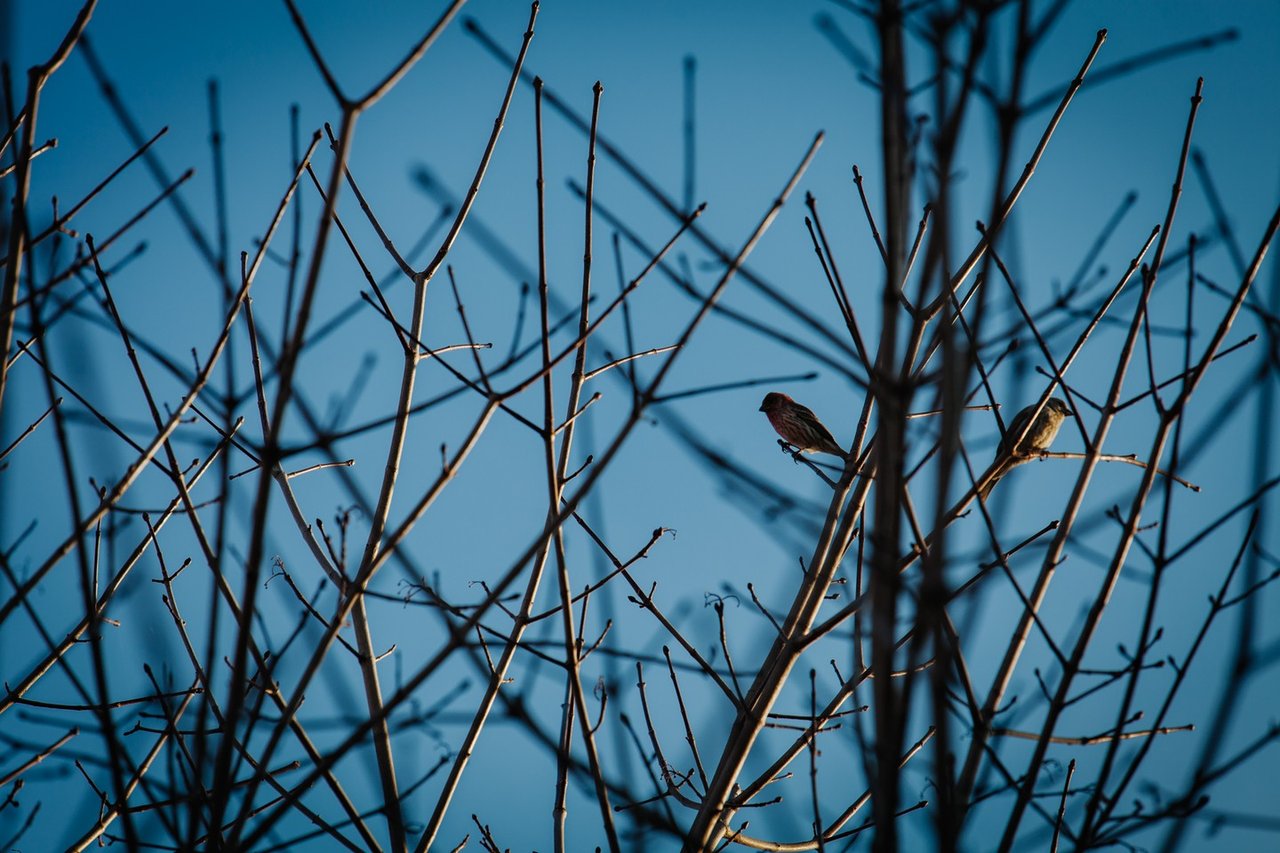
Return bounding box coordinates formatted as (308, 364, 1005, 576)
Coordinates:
(758, 403, 767, 412)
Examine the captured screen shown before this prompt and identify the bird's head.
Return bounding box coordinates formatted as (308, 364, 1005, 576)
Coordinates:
(760, 392, 790, 413)
(1046, 397, 1071, 418)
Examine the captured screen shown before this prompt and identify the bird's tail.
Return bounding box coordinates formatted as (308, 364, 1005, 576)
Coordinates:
(977, 474, 1000, 502)
(976, 459, 1008, 502)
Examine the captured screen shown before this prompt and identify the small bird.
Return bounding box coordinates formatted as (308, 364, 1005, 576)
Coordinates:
(759, 392, 847, 460)
(980, 397, 1071, 499)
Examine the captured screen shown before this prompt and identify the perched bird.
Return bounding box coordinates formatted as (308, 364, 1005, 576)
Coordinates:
(759, 392, 847, 460)
(980, 397, 1071, 499)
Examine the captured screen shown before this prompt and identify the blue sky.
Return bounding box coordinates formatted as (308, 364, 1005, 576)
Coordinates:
(5, 2, 1280, 850)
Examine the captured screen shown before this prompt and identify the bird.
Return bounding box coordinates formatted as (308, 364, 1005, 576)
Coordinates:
(759, 392, 847, 460)
(979, 397, 1071, 499)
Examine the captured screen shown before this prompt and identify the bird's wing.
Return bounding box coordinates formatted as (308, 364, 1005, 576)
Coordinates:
(792, 402, 820, 421)
(999, 407, 1033, 457)
(798, 403, 841, 443)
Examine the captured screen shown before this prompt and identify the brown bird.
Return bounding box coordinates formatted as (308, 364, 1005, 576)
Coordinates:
(759, 392, 847, 460)
(979, 397, 1071, 499)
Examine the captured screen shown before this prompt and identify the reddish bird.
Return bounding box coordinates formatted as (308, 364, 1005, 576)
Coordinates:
(759, 392, 847, 459)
